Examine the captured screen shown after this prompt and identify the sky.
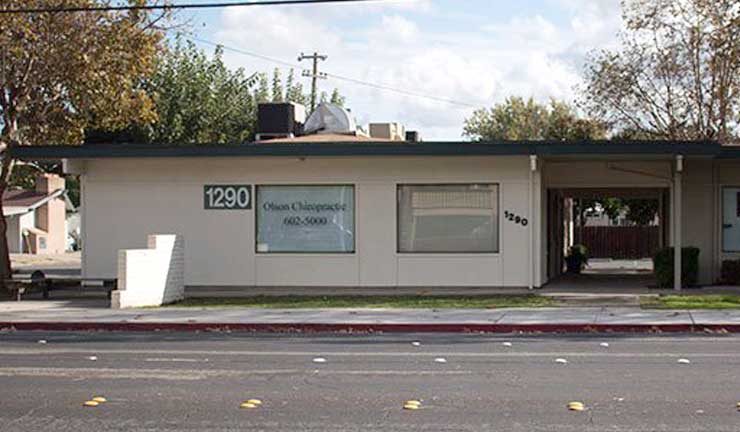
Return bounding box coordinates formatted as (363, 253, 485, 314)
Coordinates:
(182, 0, 624, 140)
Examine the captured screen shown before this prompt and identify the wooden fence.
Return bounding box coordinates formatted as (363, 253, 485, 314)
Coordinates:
(575, 226, 660, 259)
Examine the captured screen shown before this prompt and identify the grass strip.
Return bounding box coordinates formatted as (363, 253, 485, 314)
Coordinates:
(165, 295, 556, 309)
(641, 294, 740, 309)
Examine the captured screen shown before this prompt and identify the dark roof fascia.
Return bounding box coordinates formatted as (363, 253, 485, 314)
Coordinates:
(9, 140, 722, 160)
(718, 147, 740, 159)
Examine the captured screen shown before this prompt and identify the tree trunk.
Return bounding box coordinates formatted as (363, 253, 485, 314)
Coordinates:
(0, 153, 14, 295)
(0, 181, 11, 294)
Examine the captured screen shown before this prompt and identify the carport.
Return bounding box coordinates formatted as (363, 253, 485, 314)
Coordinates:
(534, 141, 717, 291)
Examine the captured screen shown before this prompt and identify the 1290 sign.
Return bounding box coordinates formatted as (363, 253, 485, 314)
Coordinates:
(204, 185, 252, 210)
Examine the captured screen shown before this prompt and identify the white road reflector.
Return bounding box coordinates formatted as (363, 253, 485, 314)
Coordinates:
(555, 358, 568, 364)
(312, 357, 327, 363)
(678, 358, 691, 364)
(599, 342, 610, 348)
(434, 357, 447, 363)
(411, 341, 421, 347)
(502, 342, 513, 347)
(37, 340, 47, 344)
(87, 356, 98, 361)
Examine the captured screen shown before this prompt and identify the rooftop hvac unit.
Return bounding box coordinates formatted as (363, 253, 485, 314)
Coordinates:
(369, 123, 405, 141)
(303, 103, 357, 135)
(405, 131, 421, 142)
(256, 102, 306, 140)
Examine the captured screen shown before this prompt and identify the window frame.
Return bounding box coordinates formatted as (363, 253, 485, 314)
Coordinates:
(395, 182, 501, 255)
(255, 183, 357, 254)
(721, 185, 740, 253)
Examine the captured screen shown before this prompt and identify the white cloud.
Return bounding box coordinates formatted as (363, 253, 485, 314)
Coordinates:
(208, 1, 622, 140)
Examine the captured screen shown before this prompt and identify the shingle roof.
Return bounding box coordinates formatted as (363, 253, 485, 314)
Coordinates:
(3, 189, 51, 208)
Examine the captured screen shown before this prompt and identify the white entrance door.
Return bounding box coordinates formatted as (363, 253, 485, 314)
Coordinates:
(723, 187, 740, 252)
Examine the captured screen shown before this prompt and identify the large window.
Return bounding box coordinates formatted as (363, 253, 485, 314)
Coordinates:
(397, 184, 499, 253)
(723, 187, 740, 252)
(256, 185, 355, 253)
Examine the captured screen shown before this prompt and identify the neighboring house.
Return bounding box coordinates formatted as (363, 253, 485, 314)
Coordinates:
(3, 174, 67, 254)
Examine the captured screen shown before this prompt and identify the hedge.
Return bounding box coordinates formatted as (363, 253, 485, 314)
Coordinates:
(652, 247, 700, 288)
(721, 260, 740, 285)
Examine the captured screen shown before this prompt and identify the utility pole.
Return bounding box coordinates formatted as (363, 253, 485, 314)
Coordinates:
(297, 52, 327, 112)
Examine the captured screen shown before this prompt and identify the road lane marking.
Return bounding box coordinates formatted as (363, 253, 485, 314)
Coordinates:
(1, 349, 740, 358)
(0, 367, 477, 380)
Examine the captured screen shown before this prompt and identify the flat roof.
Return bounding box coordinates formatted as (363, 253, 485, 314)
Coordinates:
(10, 140, 738, 160)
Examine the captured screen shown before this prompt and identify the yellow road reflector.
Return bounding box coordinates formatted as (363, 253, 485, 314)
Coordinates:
(404, 400, 421, 406)
(246, 399, 262, 405)
(736, 402, 740, 410)
(91, 396, 107, 403)
(240, 402, 259, 409)
(567, 401, 585, 411)
(83, 400, 99, 407)
(403, 403, 420, 410)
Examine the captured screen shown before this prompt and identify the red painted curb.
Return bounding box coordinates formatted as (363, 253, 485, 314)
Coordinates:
(1, 322, 740, 333)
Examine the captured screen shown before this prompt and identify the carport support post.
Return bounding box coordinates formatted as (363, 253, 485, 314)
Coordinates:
(673, 155, 684, 291)
(529, 155, 538, 290)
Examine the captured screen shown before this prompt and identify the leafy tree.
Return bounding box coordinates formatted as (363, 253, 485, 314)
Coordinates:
(581, 0, 740, 142)
(463, 97, 606, 141)
(329, 88, 346, 107)
(87, 41, 348, 145)
(253, 73, 271, 104)
(271, 68, 284, 103)
(142, 40, 259, 144)
(0, 0, 165, 284)
(285, 70, 307, 106)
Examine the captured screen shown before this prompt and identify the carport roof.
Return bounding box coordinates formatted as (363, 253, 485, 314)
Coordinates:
(9, 139, 738, 160)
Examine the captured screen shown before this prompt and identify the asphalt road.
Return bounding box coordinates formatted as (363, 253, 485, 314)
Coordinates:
(2, 331, 740, 431)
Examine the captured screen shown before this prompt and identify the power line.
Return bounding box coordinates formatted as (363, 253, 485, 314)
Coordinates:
(0, 0, 386, 14)
(324, 72, 478, 108)
(191, 37, 479, 108)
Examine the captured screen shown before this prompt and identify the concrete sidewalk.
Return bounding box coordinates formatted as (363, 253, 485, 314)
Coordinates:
(3, 299, 740, 333)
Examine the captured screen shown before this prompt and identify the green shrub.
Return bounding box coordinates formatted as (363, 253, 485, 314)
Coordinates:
(652, 247, 700, 288)
(565, 244, 589, 274)
(721, 260, 740, 285)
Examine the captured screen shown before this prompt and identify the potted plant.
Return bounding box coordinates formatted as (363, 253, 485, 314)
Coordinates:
(565, 244, 589, 274)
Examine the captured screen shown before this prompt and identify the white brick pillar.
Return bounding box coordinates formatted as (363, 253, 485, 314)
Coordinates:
(112, 234, 184, 309)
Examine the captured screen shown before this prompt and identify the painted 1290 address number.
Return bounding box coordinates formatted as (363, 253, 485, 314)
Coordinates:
(504, 210, 528, 226)
(204, 185, 252, 210)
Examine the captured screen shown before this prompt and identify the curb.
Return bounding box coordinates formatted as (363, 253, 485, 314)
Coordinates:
(1, 322, 740, 334)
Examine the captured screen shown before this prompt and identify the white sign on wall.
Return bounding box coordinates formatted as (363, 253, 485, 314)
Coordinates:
(256, 185, 355, 253)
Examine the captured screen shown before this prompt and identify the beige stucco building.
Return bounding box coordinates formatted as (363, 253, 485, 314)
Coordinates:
(15, 140, 740, 290)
